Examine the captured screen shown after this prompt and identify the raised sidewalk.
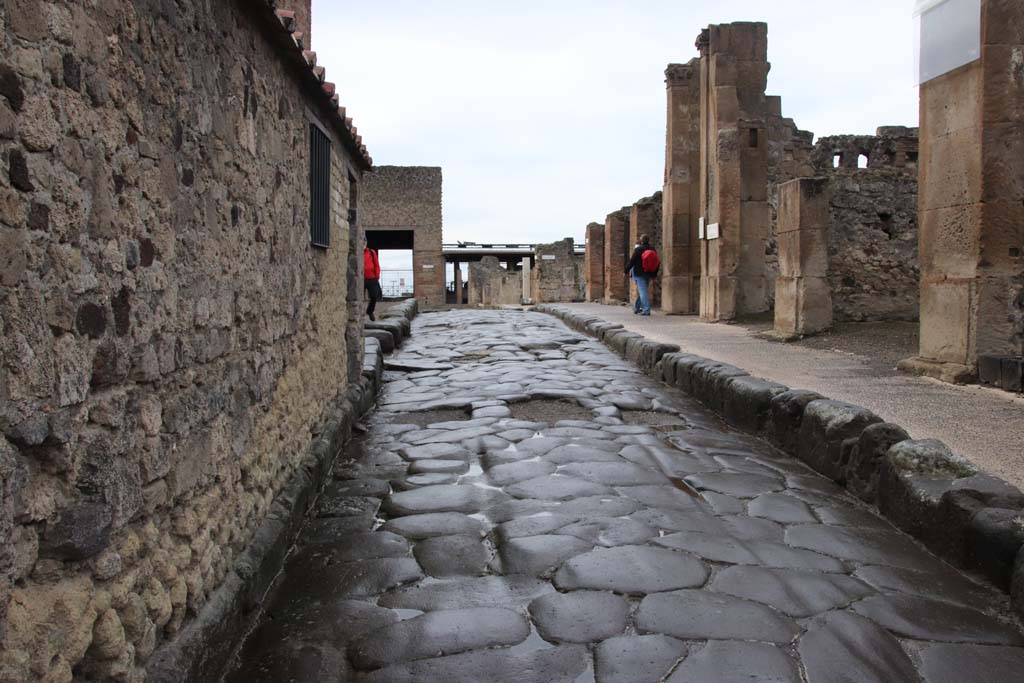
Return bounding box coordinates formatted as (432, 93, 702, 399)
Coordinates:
(559, 303, 1024, 490)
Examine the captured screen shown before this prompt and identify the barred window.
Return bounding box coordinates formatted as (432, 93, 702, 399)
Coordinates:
(309, 123, 331, 248)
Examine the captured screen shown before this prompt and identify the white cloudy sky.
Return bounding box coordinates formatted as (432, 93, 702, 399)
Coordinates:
(316, 1, 919, 254)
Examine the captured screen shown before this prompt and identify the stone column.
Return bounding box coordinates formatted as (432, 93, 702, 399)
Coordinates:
(773, 178, 833, 338)
(603, 208, 630, 303)
(585, 222, 605, 302)
(662, 61, 702, 314)
(521, 257, 532, 304)
(697, 22, 771, 322)
(900, 0, 1024, 383)
(629, 194, 663, 308)
(453, 261, 462, 305)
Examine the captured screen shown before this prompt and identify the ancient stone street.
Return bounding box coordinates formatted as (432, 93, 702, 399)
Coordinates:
(224, 310, 1024, 682)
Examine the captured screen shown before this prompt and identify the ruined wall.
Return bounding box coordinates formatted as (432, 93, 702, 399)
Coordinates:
(0, 2, 366, 680)
(467, 257, 521, 306)
(628, 193, 663, 308)
(584, 223, 604, 302)
(533, 238, 585, 304)
(362, 166, 445, 307)
(603, 208, 631, 303)
(812, 129, 920, 321)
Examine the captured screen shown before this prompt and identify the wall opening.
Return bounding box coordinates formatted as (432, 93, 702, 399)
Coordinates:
(858, 154, 869, 169)
(366, 230, 415, 299)
(833, 153, 842, 168)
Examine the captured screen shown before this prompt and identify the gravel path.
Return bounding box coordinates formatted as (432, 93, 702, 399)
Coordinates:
(224, 310, 1024, 682)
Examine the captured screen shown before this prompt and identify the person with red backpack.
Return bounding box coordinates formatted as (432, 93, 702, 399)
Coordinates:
(624, 234, 659, 316)
(364, 246, 382, 321)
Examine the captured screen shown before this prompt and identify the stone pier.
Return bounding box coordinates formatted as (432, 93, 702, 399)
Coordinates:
(585, 223, 606, 302)
(662, 61, 702, 314)
(603, 208, 631, 303)
(628, 193, 663, 308)
(773, 178, 833, 338)
(901, 0, 1024, 383)
(697, 23, 771, 322)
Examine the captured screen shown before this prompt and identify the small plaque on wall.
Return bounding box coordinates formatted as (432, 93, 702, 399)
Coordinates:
(706, 223, 720, 240)
(699, 217, 706, 239)
(541, 255, 557, 261)
(422, 264, 435, 269)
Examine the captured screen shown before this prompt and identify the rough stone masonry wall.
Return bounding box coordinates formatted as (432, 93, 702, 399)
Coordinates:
(532, 238, 585, 304)
(362, 166, 445, 307)
(467, 256, 521, 306)
(811, 129, 920, 322)
(0, 2, 364, 681)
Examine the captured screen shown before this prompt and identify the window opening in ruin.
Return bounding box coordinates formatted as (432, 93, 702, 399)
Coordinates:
(858, 154, 869, 169)
(833, 153, 842, 168)
(309, 123, 331, 248)
(366, 230, 415, 299)
(749, 128, 759, 148)
(907, 151, 919, 164)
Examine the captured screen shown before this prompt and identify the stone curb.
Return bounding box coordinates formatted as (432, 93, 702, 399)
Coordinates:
(147, 299, 420, 683)
(534, 304, 1024, 619)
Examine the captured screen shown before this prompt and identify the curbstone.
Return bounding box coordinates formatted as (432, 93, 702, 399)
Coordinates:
(937, 474, 1024, 566)
(979, 353, 1005, 386)
(797, 400, 882, 482)
(769, 390, 826, 456)
(364, 328, 396, 353)
(721, 376, 789, 435)
(967, 507, 1024, 590)
(843, 423, 911, 503)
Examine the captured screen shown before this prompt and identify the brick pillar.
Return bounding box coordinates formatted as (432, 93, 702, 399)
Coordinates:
(603, 208, 630, 303)
(629, 194, 663, 308)
(585, 222, 605, 301)
(901, 0, 1024, 383)
(453, 261, 462, 305)
(662, 61, 702, 314)
(773, 178, 833, 338)
(697, 23, 771, 322)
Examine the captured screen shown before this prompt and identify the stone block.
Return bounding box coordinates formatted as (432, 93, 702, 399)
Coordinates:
(689, 360, 749, 414)
(769, 389, 827, 456)
(38, 502, 113, 561)
(364, 329, 395, 353)
(919, 281, 972, 365)
(938, 474, 1024, 564)
(967, 507, 1024, 590)
(777, 230, 828, 278)
(978, 354, 1006, 386)
(844, 423, 911, 503)
(1002, 357, 1024, 392)
(918, 204, 981, 279)
(720, 376, 788, 434)
(921, 125, 983, 212)
(797, 400, 882, 482)
(982, 122, 1024, 203)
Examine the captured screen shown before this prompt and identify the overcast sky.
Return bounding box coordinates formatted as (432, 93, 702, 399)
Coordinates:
(316, 1, 919, 254)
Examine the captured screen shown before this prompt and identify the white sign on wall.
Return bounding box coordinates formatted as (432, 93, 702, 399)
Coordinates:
(699, 216, 706, 240)
(706, 223, 720, 240)
(422, 264, 435, 270)
(541, 255, 557, 261)
(915, 0, 981, 84)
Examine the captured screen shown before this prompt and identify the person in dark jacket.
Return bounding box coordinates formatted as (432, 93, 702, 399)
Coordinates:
(624, 234, 657, 316)
(364, 246, 382, 321)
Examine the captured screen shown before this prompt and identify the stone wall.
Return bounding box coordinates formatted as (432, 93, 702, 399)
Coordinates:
(0, 2, 368, 681)
(532, 238, 584, 304)
(584, 223, 604, 302)
(362, 166, 445, 307)
(467, 256, 521, 306)
(812, 129, 920, 322)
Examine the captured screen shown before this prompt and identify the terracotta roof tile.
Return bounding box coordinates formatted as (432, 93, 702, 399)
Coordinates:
(258, 1, 372, 168)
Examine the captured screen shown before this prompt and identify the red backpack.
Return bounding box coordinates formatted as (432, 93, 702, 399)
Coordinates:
(641, 248, 660, 274)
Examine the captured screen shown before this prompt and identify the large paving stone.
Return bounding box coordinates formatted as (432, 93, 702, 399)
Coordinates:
(554, 545, 709, 595)
(496, 513, 578, 541)
(484, 498, 562, 523)
(515, 437, 569, 454)
(348, 607, 530, 670)
(785, 524, 939, 570)
(529, 591, 630, 644)
(415, 534, 489, 577)
(399, 443, 471, 461)
(499, 535, 593, 575)
(798, 611, 918, 683)
(711, 566, 875, 617)
(666, 641, 800, 683)
(385, 484, 509, 515)
(685, 472, 785, 498)
(917, 643, 1024, 683)
(558, 495, 642, 518)
(637, 589, 800, 644)
(506, 475, 614, 500)
(594, 635, 687, 683)
(408, 459, 470, 475)
(654, 532, 845, 572)
(558, 461, 665, 486)
(852, 564, 1000, 608)
(378, 575, 554, 610)
(487, 460, 557, 486)
(614, 485, 704, 511)
(631, 509, 783, 542)
(850, 594, 1024, 645)
(555, 518, 656, 547)
(748, 493, 818, 524)
(357, 644, 590, 683)
(545, 444, 623, 464)
(402, 473, 458, 487)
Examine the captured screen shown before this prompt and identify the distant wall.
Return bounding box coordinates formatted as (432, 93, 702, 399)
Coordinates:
(533, 238, 585, 304)
(468, 256, 521, 306)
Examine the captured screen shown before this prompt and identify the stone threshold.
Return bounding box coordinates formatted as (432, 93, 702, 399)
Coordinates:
(535, 304, 1024, 622)
(145, 300, 419, 683)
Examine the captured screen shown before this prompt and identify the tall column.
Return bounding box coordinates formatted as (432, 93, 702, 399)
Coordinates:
(603, 208, 630, 303)
(662, 61, 702, 314)
(453, 261, 462, 305)
(585, 222, 605, 301)
(773, 178, 833, 338)
(697, 23, 771, 322)
(901, 0, 1024, 382)
(521, 257, 532, 304)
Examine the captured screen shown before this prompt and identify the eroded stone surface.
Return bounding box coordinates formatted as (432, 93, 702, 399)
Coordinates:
(798, 611, 918, 683)
(850, 595, 1024, 645)
(594, 635, 687, 683)
(711, 566, 874, 617)
(666, 641, 801, 683)
(555, 546, 709, 594)
(637, 589, 800, 643)
(528, 591, 630, 643)
(415, 534, 489, 577)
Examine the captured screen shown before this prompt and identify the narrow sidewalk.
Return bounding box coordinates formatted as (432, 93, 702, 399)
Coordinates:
(560, 303, 1024, 490)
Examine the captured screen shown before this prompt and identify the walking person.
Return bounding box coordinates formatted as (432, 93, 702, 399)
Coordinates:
(364, 245, 382, 321)
(625, 234, 659, 316)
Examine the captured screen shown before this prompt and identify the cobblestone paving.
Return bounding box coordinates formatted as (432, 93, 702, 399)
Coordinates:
(225, 310, 1024, 682)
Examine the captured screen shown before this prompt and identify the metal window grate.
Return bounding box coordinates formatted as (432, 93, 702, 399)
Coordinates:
(309, 123, 331, 248)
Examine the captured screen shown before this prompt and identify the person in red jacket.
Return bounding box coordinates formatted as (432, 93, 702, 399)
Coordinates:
(364, 246, 382, 321)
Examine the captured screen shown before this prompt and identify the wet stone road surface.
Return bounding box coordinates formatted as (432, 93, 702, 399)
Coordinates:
(225, 310, 1024, 682)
